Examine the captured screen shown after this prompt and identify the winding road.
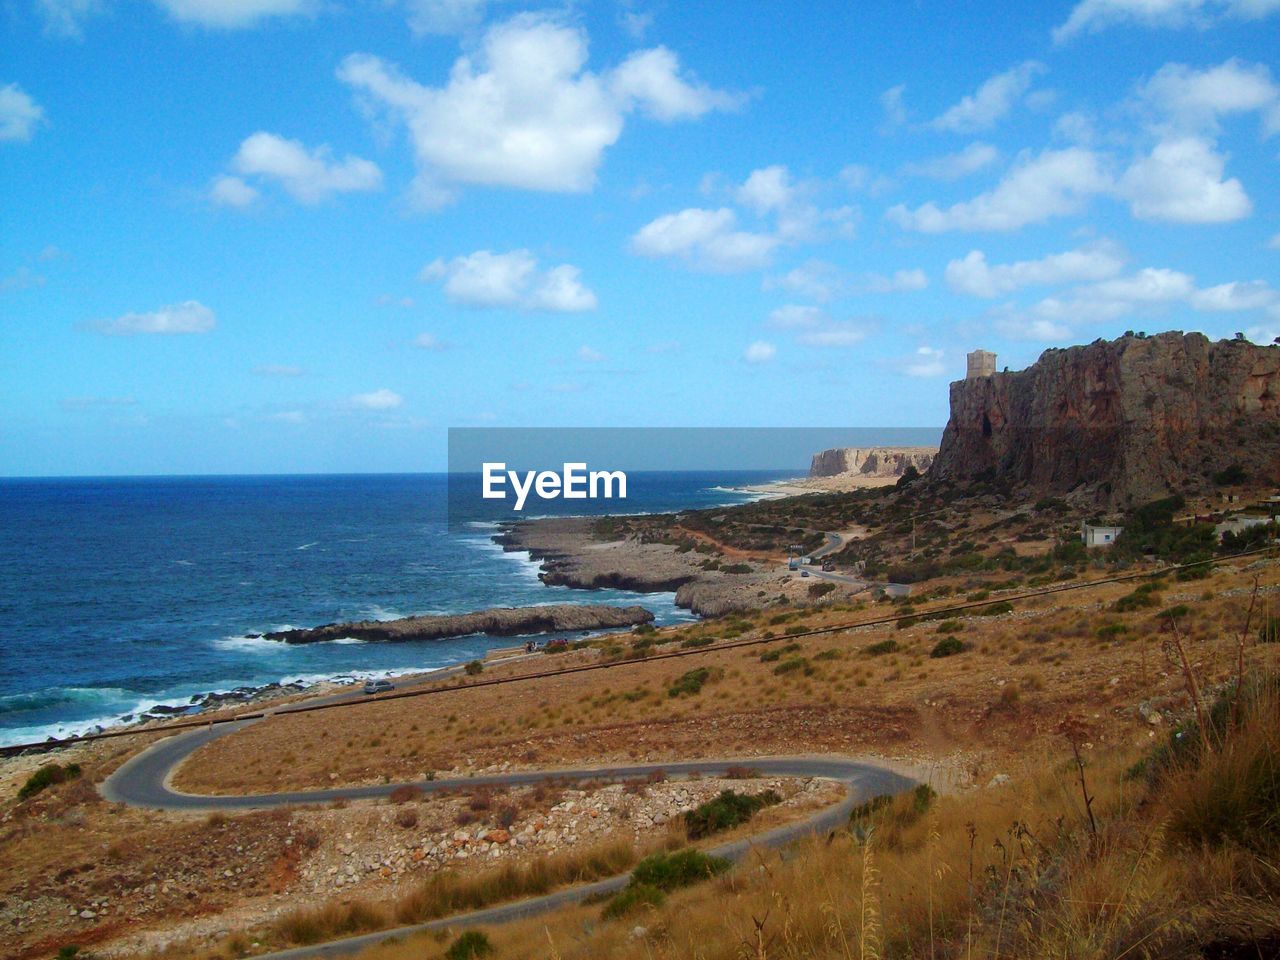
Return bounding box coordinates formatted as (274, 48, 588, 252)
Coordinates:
(101, 719, 915, 959)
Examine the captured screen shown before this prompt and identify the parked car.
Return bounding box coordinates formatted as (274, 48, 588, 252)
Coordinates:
(822, 561, 836, 572)
(363, 678, 395, 695)
(800, 570, 810, 577)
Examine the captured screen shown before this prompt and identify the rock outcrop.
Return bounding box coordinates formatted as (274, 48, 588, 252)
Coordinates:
(263, 603, 654, 644)
(809, 447, 937, 478)
(930, 332, 1280, 505)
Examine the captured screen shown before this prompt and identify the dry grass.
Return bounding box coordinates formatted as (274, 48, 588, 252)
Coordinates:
(351, 679, 1280, 960)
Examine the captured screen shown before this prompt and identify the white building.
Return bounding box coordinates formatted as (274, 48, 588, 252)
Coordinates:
(1081, 522, 1124, 548)
(1214, 515, 1272, 540)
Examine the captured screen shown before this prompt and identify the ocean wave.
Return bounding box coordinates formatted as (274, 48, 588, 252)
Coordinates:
(0, 686, 131, 716)
(295, 542, 319, 551)
(211, 633, 283, 653)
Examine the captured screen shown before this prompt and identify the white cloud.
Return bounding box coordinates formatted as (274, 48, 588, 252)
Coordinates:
(619, 8, 653, 39)
(767, 305, 826, 328)
(1118, 136, 1251, 222)
(763, 260, 847, 302)
(337, 15, 736, 202)
(1053, 0, 1280, 43)
(797, 324, 868, 348)
(414, 332, 448, 350)
(862, 268, 928, 293)
(1, 266, 45, 292)
(744, 340, 776, 363)
(991, 267, 1279, 341)
(35, 0, 103, 38)
(209, 174, 259, 208)
(887, 147, 1111, 232)
(402, 0, 488, 35)
(152, 0, 312, 28)
(420, 249, 597, 311)
(253, 363, 304, 377)
(930, 61, 1045, 133)
(577, 345, 606, 362)
(901, 142, 999, 180)
(86, 300, 216, 335)
(350, 388, 404, 410)
(609, 46, 741, 121)
(737, 165, 794, 214)
(630, 207, 779, 272)
(1188, 280, 1279, 311)
(1138, 59, 1280, 135)
(229, 132, 382, 204)
(0, 83, 45, 142)
(945, 242, 1126, 297)
(904, 346, 946, 377)
(880, 84, 908, 126)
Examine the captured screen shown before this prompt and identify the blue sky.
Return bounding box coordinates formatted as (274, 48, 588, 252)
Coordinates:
(2, 0, 1278, 475)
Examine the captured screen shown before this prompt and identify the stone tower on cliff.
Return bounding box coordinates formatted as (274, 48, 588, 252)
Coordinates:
(966, 349, 997, 380)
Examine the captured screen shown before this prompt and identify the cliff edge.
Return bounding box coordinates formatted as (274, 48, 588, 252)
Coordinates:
(810, 447, 937, 478)
(930, 332, 1280, 505)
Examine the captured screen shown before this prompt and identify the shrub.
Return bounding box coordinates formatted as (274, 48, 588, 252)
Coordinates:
(784, 625, 808, 636)
(684, 789, 781, 840)
(389, 785, 421, 804)
(930, 637, 966, 659)
(773, 656, 813, 677)
(1212, 463, 1247, 485)
(1114, 585, 1162, 612)
(395, 808, 418, 829)
(445, 930, 493, 959)
(1259, 617, 1279, 644)
(975, 601, 1013, 617)
(543, 638, 570, 654)
(808, 581, 836, 598)
(602, 882, 665, 919)
(680, 635, 714, 649)
(721, 562, 753, 574)
(630, 848, 730, 891)
(1162, 677, 1280, 850)
(935, 619, 963, 634)
(896, 616, 919, 630)
(464, 660, 484, 676)
(17, 762, 81, 801)
(668, 667, 712, 698)
(865, 639, 898, 656)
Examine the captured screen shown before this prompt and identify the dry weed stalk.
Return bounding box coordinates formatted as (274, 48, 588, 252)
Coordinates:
(1058, 715, 1099, 845)
(859, 828, 882, 960)
(1161, 616, 1212, 756)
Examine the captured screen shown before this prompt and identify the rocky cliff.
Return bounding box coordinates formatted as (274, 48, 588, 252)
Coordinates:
(263, 603, 654, 644)
(930, 332, 1280, 505)
(810, 447, 937, 478)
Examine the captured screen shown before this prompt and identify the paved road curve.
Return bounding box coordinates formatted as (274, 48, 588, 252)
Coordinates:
(100, 720, 914, 958)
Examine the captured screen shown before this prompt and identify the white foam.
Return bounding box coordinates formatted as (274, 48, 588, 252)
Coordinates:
(296, 542, 318, 551)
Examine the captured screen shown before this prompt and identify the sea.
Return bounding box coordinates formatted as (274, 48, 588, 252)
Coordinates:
(0, 471, 798, 747)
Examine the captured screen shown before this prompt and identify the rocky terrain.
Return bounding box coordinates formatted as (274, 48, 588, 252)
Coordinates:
(809, 446, 936, 479)
(931, 331, 1280, 506)
(494, 517, 866, 616)
(262, 603, 654, 645)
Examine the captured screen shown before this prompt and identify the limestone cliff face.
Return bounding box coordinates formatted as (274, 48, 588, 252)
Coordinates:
(810, 447, 937, 478)
(930, 332, 1280, 505)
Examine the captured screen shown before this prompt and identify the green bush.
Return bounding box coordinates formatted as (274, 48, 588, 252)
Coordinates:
(18, 762, 81, 801)
(668, 667, 712, 698)
(680, 635, 714, 649)
(464, 659, 484, 676)
(808, 581, 836, 598)
(684, 789, 781, 840)
(601, 882, 665, 919)
(975, 601, 1013, 617)
(935, 619, 963, 634)
(542, 638, 570, 654)
(864, 639, 898, 656)
(445, 930, 493, 959)
(630, 848, 730, 891)
(930, 637, 966, 659)
(773, 656, 813, 677)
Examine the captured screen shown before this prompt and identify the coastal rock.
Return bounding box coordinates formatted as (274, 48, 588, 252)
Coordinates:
(263, 603, 655, 644)
(930, 332, 1280, 506)
(809, 447, 936, 478)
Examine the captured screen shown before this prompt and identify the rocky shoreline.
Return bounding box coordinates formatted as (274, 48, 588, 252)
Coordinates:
(261, 603, 655, 645)
(495, 517, 868, 617)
